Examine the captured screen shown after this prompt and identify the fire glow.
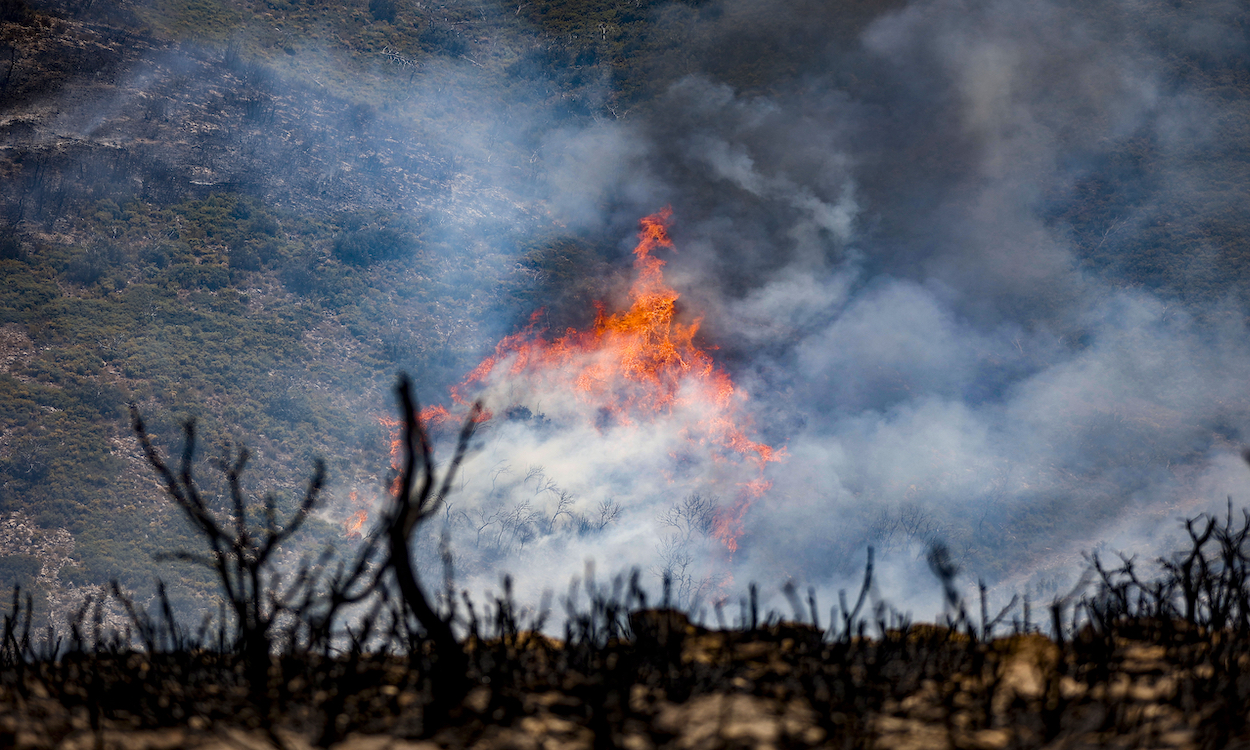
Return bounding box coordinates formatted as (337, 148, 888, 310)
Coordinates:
(423, 210, 783, 552)
(340, 424, 403, 539)
(342, 491, 369, 539)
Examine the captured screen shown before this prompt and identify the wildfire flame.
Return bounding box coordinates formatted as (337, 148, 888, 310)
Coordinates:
(341, 418, 406, 540)
(378, 415, 404, 496)
(342, 490, 371, 538)
(343, 509, 367, 538)
(422, 209, 783, 552)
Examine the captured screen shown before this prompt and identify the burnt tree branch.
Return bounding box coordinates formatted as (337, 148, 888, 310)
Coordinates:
(385, 375, 480, 694)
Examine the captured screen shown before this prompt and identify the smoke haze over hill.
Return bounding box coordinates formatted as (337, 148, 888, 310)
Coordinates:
(3, 0, 1250, 621)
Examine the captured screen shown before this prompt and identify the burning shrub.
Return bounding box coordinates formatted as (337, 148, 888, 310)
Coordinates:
(381, 210, 788, 606)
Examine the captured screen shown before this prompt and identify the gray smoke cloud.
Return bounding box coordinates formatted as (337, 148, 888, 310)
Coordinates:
(430, 0, 1250, 616)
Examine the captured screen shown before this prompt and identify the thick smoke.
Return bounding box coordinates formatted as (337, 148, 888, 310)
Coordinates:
(430, 0, 1250, 616)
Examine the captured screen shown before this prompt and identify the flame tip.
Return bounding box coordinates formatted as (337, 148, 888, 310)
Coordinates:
(420, 208, 777, 553)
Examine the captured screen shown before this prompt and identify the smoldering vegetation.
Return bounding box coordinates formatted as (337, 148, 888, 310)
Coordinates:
(8, 385, 1250, 749)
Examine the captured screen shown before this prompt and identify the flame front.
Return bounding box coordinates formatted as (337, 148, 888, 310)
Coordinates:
(342, 490, 370, 538)
(424, 209, 783, 552)
(378, 415, 403, 496)
(341, 418, 405, 540)
(343, 509, 367, 538)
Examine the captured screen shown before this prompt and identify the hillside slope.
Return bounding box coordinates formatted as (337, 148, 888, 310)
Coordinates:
(2, 0, 1250, 623)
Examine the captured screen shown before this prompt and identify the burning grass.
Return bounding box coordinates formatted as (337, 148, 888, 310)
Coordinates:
(6, 377, 1250, 749)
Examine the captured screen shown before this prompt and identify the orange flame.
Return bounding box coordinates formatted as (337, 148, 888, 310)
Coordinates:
(425, 209, 783, 552)
(343, 509, 368, 539)
(377, 416, 403, 496)
(342, 490, 371, 538)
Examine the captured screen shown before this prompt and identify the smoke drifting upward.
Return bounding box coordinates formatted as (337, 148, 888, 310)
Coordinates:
(414, 209, 781, 605)
(7, 0, 1247, 618)
(418, 0, 1250, 610)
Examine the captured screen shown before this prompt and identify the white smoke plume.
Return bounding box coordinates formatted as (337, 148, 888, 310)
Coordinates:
(416, 0, 1250, 618)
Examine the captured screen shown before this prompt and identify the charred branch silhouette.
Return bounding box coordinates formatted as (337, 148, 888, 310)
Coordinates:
(7, 398, 1250, 747)
(384, 374, 480, 702)
(129, 406, 328, 718)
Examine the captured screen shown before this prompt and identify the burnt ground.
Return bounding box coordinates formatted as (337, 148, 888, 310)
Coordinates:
(5, 611, 1250, 750)
(8, 345, 1250, 750)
